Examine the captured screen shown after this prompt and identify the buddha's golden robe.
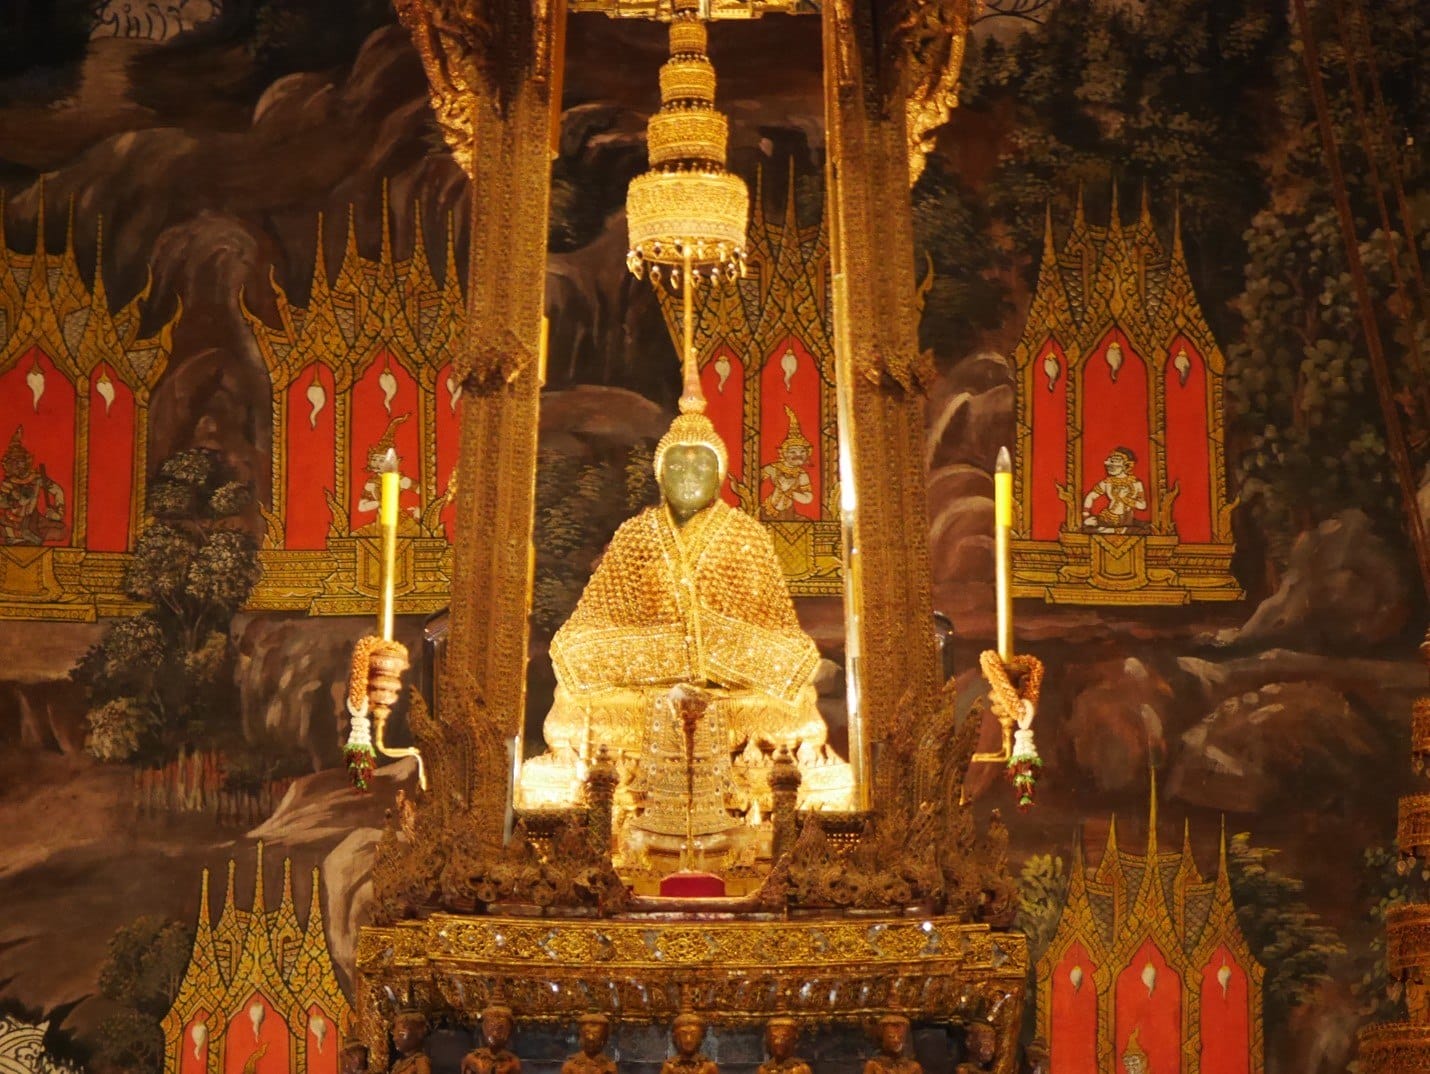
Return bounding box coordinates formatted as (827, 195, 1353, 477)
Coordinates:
(544, 499, 825, 758)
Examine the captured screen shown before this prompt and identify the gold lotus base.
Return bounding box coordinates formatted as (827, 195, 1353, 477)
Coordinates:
(1357, 1022, 1430, 1073)
(356, 912, 1027, 1059)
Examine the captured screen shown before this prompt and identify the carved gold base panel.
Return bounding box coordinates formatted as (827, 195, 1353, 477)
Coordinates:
(356, 913, 1027, 1065)
(248, 539, 454, 615)
(0, 548, 145, 622)
(1012, 534, 1242, 606)
(1357, 1023, 1430, 1074)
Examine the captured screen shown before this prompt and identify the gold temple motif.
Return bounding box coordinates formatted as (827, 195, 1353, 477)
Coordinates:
(1037, 799, 1265, 1072)
(241, 196, 463, 615)
(162, 844, 351, 1074)
(570, 0, 815, 18)
(1010, 189, 1242, 605)
(0, 192, 175, 622)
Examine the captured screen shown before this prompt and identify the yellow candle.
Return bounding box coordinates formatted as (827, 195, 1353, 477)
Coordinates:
(994, 446, 1013, 660)
(379, 451, 399, 641)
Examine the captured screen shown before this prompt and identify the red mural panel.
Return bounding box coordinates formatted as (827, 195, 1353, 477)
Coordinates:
(284, 364, 338, 550)
(86, 363, 135, 551)
(0, 347, 75, 545)
(306, 1005, 340, 1074)
(180, 1010, 210, 1074)
(1199, 945, 1251, 1074)
(349, 351, 422, 532)
(1164, 337, 1212, 542)
(435, 361, 462, 540)
(1080, 329, 1150, 527)
(757, 334, 821, 521)
(1115, 939, 1183, 1073)
(700, 342, 744, 505)
(1030, 338, 1069, 539)
(1050, 941, 1098, 1074)
(224, 993, 290, 1074)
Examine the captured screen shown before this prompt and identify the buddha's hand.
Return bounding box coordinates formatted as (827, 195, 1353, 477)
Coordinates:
(668, 682, 713, 723)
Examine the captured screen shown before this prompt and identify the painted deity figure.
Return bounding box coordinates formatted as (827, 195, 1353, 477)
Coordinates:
(1120, 1028, 1148, 1074)
(660, 1013, 719, 1074)
(390, 1010, 432, 1074)
(0, 427, 64, 545)
(462, 1006, 522, 1074)
(356, 416, 419, 522)
(864, 1016, 921, 1074)
(760, 406, 814, 520)
(758, 1018, 811, 1074)
(535, 411, 837, 787)
(1081, 446, 1147, 533)
(561, 1014, 617, 1074)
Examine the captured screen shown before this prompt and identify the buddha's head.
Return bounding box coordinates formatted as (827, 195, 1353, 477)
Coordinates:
(655, 413, 728, 524)
(765, 1018, 799, 1062)
(391, 1011, 427, 1056)
(578, 1013, 610, 1057)
(672, 1012, 706, 1057)
(481, 1005, 515, 1050)
(876, 1015, 909, 1057)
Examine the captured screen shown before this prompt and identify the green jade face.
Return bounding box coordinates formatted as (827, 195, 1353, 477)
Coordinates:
(659, 444, 721, 526)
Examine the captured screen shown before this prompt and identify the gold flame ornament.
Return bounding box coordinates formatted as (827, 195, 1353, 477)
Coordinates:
(625, 0, 749, 414)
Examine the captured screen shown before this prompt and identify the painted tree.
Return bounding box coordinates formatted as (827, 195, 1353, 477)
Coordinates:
(74, 448, 260, 765)
(93, 916, 195, 1074)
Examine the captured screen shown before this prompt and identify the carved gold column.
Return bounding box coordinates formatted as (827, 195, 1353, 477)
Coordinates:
(820, 0, 969, 815)
(393, 0, 562, 828)
(1360, 632, 1430, 1070)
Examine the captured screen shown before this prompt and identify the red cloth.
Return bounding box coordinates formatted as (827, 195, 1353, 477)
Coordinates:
(658, 871, 727, 898)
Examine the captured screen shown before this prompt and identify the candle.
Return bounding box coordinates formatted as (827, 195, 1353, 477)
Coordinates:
(379, 448, 399, 642)
(994, 446, 1013, 660)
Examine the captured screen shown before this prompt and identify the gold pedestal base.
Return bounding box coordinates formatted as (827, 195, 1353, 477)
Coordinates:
(355, 912, 1028, 1067)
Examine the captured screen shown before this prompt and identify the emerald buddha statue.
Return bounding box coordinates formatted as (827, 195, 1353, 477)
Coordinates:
(519, 410, 851, 835)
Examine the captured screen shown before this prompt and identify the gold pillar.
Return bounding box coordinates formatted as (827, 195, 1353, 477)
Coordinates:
(393, 0, 562, 834)
(820, 0, 945, 815)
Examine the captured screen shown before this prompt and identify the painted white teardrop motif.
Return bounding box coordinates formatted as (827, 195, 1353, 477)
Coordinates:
(191, 1022, 207, 1060)
(1069, 965, 1084, 993)
(1173, 347, 1192, 387)
(1141, 961, 1156, 997)
(248, 1000, 265, 1040)
(1217, 961, 1232, 998)
(1105, 341, 1124, 383)
(1043, 352, 1060, 393)
(306, 373, 327, 430)
(26, 359, 45, 412)
(781, 346, 798, 391)
(309, 1014, 328, 1052)
(714, 353, 731, 394)
(446, 372, 463, 414)
(379, 363, 398, 415)
(96, 369, 116, 416)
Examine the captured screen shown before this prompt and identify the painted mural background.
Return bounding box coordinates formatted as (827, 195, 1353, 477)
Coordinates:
(0, 1, 1425, 1072)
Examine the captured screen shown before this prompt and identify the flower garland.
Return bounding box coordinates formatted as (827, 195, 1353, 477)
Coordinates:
(979, 650, 1045, 812)
(343, 635, 390, 791)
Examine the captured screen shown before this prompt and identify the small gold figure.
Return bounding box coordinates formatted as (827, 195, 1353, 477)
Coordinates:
(561, 1013, 617, 1074)
(659, 1012, 719, 1074)
(864, 1015, 921, 1074)
(462, 1005, 522, 1074)
(390, 1010, 432, 1074)
(758, 1018, 811, 1074)
(1081, 446, 1147, 533)
(956, 1022, 997, 1073)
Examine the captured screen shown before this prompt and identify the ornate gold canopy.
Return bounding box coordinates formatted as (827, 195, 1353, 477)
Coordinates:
(570, 0, 815, 18)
